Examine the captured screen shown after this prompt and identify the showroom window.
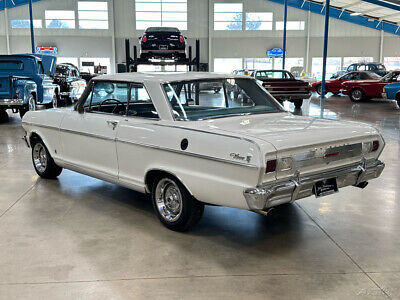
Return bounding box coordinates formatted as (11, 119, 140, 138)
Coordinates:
(244, 58, 273, 69)
(214, 3, 243, 30)
(45, 10, 75, 29)
(214, 58, 242, 72)
(276, 21, 305, 30)
(135, 0, 187, 30)
(78, 1, 109, 29)
(312, 57, 341, 79)
(384, 57, 400, 71)
(245, 12, 273, 30)
(57, 57, 79, 67)
(80, 57, 111, 74)
(10, 19, 42, 29)
(343, 57, 373, 69)
(273, 58, 304, 73)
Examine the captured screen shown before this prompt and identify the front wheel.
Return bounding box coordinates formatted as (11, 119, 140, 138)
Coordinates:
(349, 88, 365, 102)
(293, 99, 303, 109)
(316, 84, 322, 95)
(152, 175, 204, 231)
(31, 139, 63, 179)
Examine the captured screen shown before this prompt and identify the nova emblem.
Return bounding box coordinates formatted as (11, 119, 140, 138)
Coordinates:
(230, 153, 252, 163)
(240, 119, 250, 126)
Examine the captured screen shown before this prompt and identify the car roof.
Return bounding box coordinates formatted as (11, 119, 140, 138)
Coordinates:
(92, 72, 250, 84)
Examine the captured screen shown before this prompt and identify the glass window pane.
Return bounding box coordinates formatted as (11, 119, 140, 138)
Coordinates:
(135, 2, 162, 11)
(214, 3, 242, 13)
(246, 12, 273, 22)
(46, 19, 75, 29)
(136, 21, 162, 29)
(343, 57, 373, 69)
(79, 20, 109, 29)
(312, 57, 341, 80)
(162, 3, 186, 12)
(162, 12, 187, 21)
(45, 10, 75, 20)
(214, 21, 242, 30)
(78, 11, 108, 20)
(246, 21, 272, 30)
(57, 57, 79, 66)
(161, 21, 187, 30)
(136, 12, 162, 21)
(276, 21, 305, 30)
(11, 19, 42, 28)
(384, 57, 400, 71)
(78, 2, 108, 11)
(214, 12, 242, 22)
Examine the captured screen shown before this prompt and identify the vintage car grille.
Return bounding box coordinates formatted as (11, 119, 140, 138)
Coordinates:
(292, 143, 362, 169)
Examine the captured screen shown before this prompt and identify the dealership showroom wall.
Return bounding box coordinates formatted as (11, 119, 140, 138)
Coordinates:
(1, 0, 400, 299)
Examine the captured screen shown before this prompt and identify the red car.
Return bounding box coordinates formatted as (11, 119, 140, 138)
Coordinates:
(312, 71, 381, 95)
(341, 70, 400, 102)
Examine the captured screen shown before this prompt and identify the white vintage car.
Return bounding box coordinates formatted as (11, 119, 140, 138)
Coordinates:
(22, 72, 385, 231)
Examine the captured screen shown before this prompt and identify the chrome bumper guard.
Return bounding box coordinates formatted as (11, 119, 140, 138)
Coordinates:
(244, 160, 385, 211)
(0, 98, 24, 106)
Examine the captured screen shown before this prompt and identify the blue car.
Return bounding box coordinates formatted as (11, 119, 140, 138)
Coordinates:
(383, 82, 400, 106)
(0, 54, 59, 119)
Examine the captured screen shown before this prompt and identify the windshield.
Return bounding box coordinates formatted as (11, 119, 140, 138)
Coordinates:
(382, 72, 400, 82)
(163, 78, 283, 120)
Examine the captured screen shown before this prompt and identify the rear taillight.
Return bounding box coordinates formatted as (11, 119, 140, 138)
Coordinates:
(179, 35, 184, 43)
(142, 34, 147, 43)
(266, 159, 277, 173)
(13, 93, 18, 99)
(372, 140, 379, 152)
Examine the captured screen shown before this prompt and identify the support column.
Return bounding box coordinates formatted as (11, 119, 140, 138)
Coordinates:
(379, 28, 384, 63)
(208, 0, 212, 71)
(321, 0, 330, 100)
(5, 7, 10, 54)
(305, 9, 311, 74)
(282, 0, 288, 69)
(110, 0, 117, 74)
(29, 0, 35, 53)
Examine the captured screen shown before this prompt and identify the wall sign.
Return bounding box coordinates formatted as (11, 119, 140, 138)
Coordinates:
(36, 46, 58, 55)
(267, 48, 285, 58)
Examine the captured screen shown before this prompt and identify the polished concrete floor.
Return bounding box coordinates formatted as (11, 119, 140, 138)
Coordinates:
(0, 95, 399, 299)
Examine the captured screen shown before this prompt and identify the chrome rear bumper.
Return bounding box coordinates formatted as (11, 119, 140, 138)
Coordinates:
(244, 159, 385, 211)
(0, 98, 24, 106)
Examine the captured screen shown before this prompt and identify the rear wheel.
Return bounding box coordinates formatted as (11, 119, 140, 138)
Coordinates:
(293, 99, 303, 109)
(151, 175, 204, 231)
(31, 139, 63, 179)
(349, 88, 365, 102)
(316, 84, 322, 95)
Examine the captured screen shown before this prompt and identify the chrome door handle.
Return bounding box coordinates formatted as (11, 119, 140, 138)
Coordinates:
(106, 120, 119, 129)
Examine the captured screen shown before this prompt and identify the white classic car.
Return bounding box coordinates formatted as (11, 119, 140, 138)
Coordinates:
(22, 72, 385, 231)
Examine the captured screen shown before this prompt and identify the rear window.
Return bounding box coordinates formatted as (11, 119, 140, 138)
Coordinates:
(0, 61, 24, 70)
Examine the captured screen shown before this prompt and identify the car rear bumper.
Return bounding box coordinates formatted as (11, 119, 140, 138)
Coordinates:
(243, 159, 385, 212)
(0, 98, 25, 107)
(272, 92, 312, 100)
(141, 49, 185, 53)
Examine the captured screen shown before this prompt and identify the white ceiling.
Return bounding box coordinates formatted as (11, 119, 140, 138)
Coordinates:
(312, 0, 400, 24)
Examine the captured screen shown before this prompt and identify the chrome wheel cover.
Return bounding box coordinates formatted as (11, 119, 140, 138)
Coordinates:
(33, 143, 47, 173)
(155, 178, 183, 222)
(317, 85, 322, 95)
(52, 94, 58, 108)
(352, 89, 362, 101)
(28, 95, 36, 111)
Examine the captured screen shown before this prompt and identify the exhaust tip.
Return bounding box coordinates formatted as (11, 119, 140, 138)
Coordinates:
(355, 181, 369, 189)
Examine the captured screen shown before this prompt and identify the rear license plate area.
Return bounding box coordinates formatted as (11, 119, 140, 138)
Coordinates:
(313, 178, 338, 197)
(159, 45, 168, 50)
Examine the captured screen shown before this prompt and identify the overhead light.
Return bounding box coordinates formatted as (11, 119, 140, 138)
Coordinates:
(350, 12, 362, 16)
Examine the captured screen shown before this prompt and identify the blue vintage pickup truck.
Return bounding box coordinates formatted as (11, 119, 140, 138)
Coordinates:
(0, 54, 59, 119)
(383, 82, 400, 107)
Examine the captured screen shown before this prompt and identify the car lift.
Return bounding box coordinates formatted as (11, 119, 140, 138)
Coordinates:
(124, 39, 201, 72)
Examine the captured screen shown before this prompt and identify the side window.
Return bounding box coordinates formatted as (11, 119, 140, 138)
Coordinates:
(342, 73, 352, 80)
(348, 65, 355, 71)
(127, 84, 158, 119)
(89, 82, 129, 115)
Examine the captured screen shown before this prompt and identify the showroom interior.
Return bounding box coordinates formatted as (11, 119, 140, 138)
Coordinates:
(0, 0, 400, 298)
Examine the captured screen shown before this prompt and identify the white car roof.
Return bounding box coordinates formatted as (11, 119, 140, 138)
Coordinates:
(92, 72, 250, 84)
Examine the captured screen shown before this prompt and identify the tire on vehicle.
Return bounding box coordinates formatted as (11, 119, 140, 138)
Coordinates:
(0, 109, 8, 122)
(396, 93, 400, 108)
(31, 137, 63, 179)
(316, 84, 322, 95)
(293, 99, 303, 109)
(151, 174, 204, 231)
(349, 88, 366, 102)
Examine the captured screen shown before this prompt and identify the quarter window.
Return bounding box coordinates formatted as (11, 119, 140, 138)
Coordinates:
(128, 84, 158, 118)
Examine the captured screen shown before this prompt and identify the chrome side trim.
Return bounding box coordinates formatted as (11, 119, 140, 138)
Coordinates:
(22, 122, 59, 131)
(61, 128, 115, 141)
(117, 138, 258, 168)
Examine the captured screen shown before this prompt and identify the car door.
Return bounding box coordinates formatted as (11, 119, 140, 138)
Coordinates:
(59, 81, 129, 180)
(116, 83, 160, 190)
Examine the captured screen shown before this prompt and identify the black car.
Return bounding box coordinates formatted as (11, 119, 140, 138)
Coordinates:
(53, 63, 86, 103)
(140, 27, 186, 60)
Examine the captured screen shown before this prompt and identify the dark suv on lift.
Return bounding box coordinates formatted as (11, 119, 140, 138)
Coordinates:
(139, 27, 186, 60)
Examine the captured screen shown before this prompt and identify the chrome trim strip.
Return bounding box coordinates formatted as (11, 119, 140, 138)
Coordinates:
(117, 138, 258, 168)
(61, 127, 115, 141)
(22, 122, 58, 131)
